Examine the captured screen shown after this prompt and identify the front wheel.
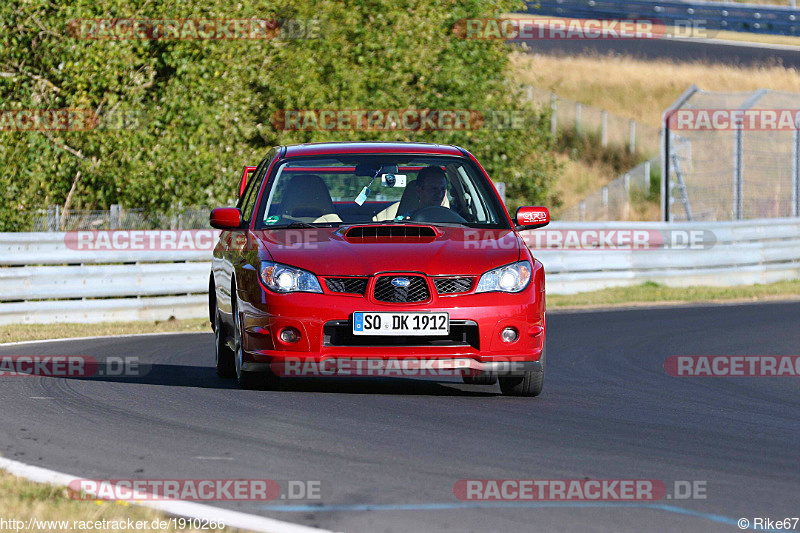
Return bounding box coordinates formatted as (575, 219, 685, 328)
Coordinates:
(499, 347, 546, 397)
(233, 299, 279, 390)
(214, 308, 236, 378)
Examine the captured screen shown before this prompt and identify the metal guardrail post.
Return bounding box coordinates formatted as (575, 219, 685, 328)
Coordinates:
(576, 102, 582, 135)
(629, 119, 636, 154)
(644, 161, 651, 193)
(494, 182, 506, 205)
(733, 120, 743, 220)
(733, 89, 768, 220)
(550, 94, 557, 136)
(110, 204, 121, 229)
(662, 84, 699, 222)
(46, 205, 56, 232)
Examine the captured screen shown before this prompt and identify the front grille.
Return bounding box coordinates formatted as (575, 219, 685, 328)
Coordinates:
(373, 275, 429, 303)
(325, 277, 368, 295)
(323, 320, 479, 349)
(433, 277, 474, 294)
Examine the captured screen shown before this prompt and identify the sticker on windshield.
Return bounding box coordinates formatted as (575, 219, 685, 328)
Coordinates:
(381, 173, 407, 188)
(265, 215, 280, 225)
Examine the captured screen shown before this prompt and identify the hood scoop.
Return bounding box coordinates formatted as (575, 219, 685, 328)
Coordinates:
(343, 225, 437, 242)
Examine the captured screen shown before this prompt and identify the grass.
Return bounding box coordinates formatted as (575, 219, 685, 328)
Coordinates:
(0, 469, 239, 532)
(550, 125, 660, 220)
(0, 317, 210, 344)
(548, 279, 800, 309)
(510, 51, 800, 127)
(510, 49, 799, 217)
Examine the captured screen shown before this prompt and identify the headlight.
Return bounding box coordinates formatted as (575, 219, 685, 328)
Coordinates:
(260, 261, 322, 293)
(475, 261, 532, 293)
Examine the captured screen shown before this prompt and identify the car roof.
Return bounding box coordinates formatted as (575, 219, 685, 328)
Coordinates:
(282, 142, 466, 158)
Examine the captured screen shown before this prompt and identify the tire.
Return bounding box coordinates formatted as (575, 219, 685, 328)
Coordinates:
(214, 308, 236, 378)
(499, 347, 546, 397)
(233, 298, 279, 390)
(462, 371, 498, 385)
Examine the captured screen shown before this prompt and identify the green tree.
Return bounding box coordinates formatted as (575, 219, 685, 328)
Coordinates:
(253, 0, 559, 212)
(0, 0, 558, 231)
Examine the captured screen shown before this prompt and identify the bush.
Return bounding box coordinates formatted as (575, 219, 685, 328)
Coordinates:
(0, 0, 559, 230)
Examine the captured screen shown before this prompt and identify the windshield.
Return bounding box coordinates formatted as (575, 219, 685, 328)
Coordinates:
(254, 155, 508, 229)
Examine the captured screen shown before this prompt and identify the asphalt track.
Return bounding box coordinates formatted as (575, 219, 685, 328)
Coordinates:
(516, 37, 800, 68)
(1, 301, 799, 532)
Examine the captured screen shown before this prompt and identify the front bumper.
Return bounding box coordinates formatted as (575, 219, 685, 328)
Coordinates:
(236, 286, 545, 374)
(241, 358, 543, 376)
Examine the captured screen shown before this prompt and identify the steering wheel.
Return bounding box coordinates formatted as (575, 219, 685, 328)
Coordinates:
(409, 206, 468, 224)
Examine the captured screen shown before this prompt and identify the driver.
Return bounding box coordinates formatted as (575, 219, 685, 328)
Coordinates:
(415, 166, 448, 210)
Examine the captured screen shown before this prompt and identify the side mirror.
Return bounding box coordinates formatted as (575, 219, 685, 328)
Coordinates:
(210, 207, 242, 230)
(515, 206, 549, 230)
(239, 166, 257, 198)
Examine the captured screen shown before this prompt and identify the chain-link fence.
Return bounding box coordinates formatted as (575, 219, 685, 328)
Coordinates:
(523, 86, 661, 156)
(29, 205, 213, 231)
(664, 86, 800, 221)
(560, 157, 659, 221)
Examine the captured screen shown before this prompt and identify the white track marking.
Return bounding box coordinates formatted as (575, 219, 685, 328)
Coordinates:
(0, 330, 210, 347)
(0, 456, 336, 533)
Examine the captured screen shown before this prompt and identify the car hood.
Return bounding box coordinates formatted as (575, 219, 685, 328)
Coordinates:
(252, 226, 522, 276)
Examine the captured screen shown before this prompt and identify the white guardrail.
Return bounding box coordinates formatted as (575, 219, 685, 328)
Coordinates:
(1, 219, 799, 325)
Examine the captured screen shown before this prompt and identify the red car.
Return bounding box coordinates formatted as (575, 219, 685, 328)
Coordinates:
(209, 142, 550, 396)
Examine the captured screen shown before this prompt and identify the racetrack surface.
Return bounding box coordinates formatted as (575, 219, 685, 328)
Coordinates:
(1, 302, 798, 532)
(515, 38, 800, 68)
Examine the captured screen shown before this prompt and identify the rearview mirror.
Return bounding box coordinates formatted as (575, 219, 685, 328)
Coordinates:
(515, 206, 550, 230)
(210, 207, 242, 230)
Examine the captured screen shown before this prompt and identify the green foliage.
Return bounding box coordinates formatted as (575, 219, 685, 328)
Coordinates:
(556, 126, 650, 175)
(0, 0, 559, 230)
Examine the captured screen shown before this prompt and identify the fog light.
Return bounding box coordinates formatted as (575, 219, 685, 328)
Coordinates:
(280, 327, 301, 344)
(501, 327, 519, 343)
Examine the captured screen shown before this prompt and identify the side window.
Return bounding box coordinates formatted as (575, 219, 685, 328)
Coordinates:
(241, 165, 268, 224)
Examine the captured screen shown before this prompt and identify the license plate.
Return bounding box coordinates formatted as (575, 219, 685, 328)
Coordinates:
(353, 312, 450, 336)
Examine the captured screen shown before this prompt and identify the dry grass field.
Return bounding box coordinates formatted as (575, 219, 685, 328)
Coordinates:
(510, 52, 800, 127)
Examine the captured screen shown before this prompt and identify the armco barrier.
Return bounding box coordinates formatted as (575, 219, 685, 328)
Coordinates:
(526, 0, 800, 36)
(1, 218, 799, 324)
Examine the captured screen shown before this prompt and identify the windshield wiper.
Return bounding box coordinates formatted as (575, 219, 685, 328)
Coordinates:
(269, 222, 340, 229)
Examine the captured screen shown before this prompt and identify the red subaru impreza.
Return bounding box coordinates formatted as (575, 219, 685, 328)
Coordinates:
(209, 142, 550, 396)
